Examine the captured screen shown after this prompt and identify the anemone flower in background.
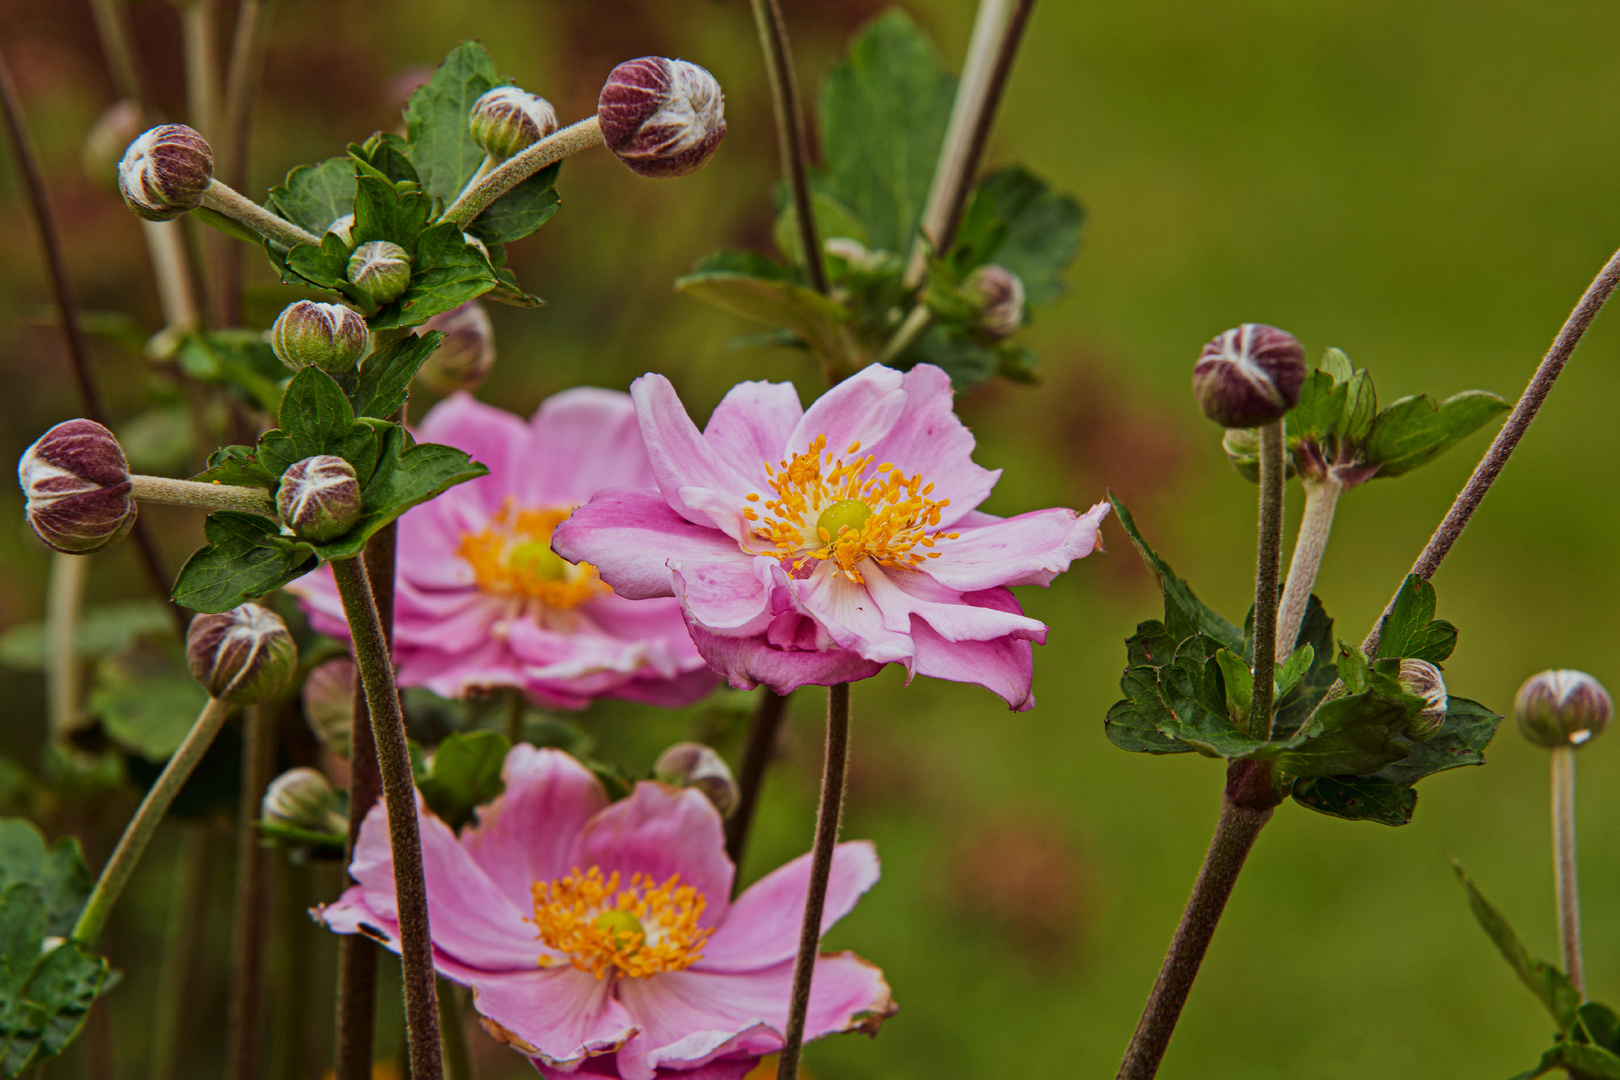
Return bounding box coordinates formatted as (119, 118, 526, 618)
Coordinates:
(553, 363, 1109, 710)
(319, 747, 893, 1078)
(288, 390, 716, 709)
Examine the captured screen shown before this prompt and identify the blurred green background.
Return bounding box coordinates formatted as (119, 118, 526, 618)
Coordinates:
(5, 0, 1620, 1077)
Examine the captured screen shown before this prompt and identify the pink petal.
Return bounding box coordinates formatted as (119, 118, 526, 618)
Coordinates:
(555, 490, 744, 600)
(860, 563, 1046, 644)
(612, 666, 723, 708)
(786, 364, 907, 464)
(471, 965, 639, 1069)
(862, 364, 999, 528)
(534, 1053, 759, 1080)
(415, 391, 534, 516)
(631, 373, 758, 533)
(699, 842, 880, 972)
(462, 747, 609, 908)
(669, 558, 778, 636)
(790, 563, 912, 665)
(573, 783, 734, 928)
(520, 388, 655, 508)
(683, 621, 884, 695)
(909, 593, 1037, 710)
(701, 380, 803, 480)
(925, 501, 1110, 591)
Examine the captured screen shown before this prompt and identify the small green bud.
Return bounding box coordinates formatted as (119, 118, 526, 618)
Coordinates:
(1515, 670, 1613, 749)
(277, 455, 362, 543)
(301, 657, 354, 758)
(963, 264, 1026, 341)
(186, 604, 297, 704)
(469, 86, 560, 161)
(417, 302, 496, 393)
(270, 300, 369, 374)
(347, 240, 412, 305)
(653, 742, 738, 818)
(261, 767, 348, 836)
(1397, 659, 1448, 740)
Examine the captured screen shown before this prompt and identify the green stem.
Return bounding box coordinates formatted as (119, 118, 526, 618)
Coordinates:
(747, 0, 826, 294)
(775, 684, 852, 1080)
(724, 690, 791, 880)
(199, 179, 321, 249)
(73, 697, 235, 947)
(442, 118, 604, 228)
(45, 551, 89, 743)
(1552, 746, 1584, 994)
(438, 980, 477, 1080)
(129, 474, 278, 515)
(329, 554, 443, 1080)
(228, 703, 277, 1080)
(503, 689, 526, 746)
(1273, 475, 1342, 663)
(1247, 421, 1285, 739)
(149, 822, 211, 1080)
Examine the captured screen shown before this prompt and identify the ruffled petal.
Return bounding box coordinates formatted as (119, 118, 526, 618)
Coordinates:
(534, 1052, 759, 1080)
(792, 563, 913, 665)
(520, 388, 655, 508)
(471, 965, 639, 1070)
(683, 621, 884, 695)
(415, 391, 535, 517)
(701, 379, 803, 482)
(925, 501, 1110, 591)
(631, 374, 758, 534)
(860, 563, 1046, 644)
(573, 782, 734, 928)
(786, 364, 907, 463)
(463, 746, 609, 907)
(699, 842, 879, 972)
(863, 364, 999, 528)
(555, 490, 745, 601)
(669, 557, 779, 637)
(909, 590, 1037, 710)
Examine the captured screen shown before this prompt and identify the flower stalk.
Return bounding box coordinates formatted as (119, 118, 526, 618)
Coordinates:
(45, 550, 90, 743)
(747, 0, 826, 294)
(129, 474, 278, 516)
(199, 179, 321, 249)
(228, 702, 278, 1080)
(724, 690, 792, 876)
(1248, 420, 1286, 737)
(1551, 746, 1584, 993)
(442, 117, 605, 227)
(1274, 474, 1342, 662)
(218, 0, 276, 324)
(776, 683, 852, 1080)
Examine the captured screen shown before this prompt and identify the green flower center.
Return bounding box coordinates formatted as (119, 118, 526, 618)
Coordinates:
(815, 498, 873, 543)
(594, 907, 646, 950)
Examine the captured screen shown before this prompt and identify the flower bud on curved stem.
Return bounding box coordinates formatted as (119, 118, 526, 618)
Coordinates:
(417, 302, 495, 393)
(1516, 670, 1612, 750)
(118, 123, 213, 221)
(469, 86, 560, 162)
(271, 300, 370, 374)
(598, 57, 727, 178)
(186, 603, 298, 704)
(442, 118, 605, 228)
(18, 419, 137, 553)
(277, 455, 362, 542)
(1397, 659, 1448, 740)
(1192, 324, 1306, 428)
(348, 240, 412, 306)
(963, 264, 1025, 340)
(303, 657, 355, 758)
(262, 766, 349, 836)
(654, 742, 739, 818)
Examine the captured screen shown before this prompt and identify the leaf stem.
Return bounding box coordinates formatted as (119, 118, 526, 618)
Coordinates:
(1552, 746, 1584, 995)
(442, 117, 604, 228)
(228, 702, 277, 1080)
(747, 0, 826, 294)
(776, 683, 851, 1080)
(199, 179, 322, 250)
(1248, 421, 1285, 738)
(73, 696, 235, 947)
(877, 304, 933, 366)
(330, 553, 443, 1080)
(1274, 475, 1343, 663)
(142, 220, 202, 331)
(130, 474, 278, 516)
(724, 690, 791, 879)
(45, 550, 90, 743)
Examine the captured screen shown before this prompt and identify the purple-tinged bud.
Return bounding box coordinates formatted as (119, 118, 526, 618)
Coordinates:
(1192, 324, 1307, 428)
(117, 124, 213, 222)
(347, 240, 412, 306)
(277, 455, 361, 543)
(417, 302, 496, 393)
(302, 657, 355, 758)
(270, 300, 369, 374)
(186, 603, 297, 704)
(83, 101, 144, 189)
(964, 264, 1026, 341)
(1515, 669, 1613, 749)
(654, 742, 738, 818)
(598, 57, 726, 178)
(18, 420, 137, 554)
(469, 86, 560, 161)
(261, 767, 348, 836)
(326, 213, 356, 249)
(1397, 659, 1448, 740)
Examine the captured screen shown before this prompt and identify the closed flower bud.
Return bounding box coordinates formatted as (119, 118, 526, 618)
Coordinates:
(1192, 323, 1307, 428)
(1515, 670, 1613, 749)
(82, 101, 144, 189)
(1397, 659, 1448, 740)
(277, 455, 362, 543)
(186, 603, 297, 704)
(261, 767, 348, 836)
(347, 240, 412, 305)
(598, 57, 726, 178)
(118, 123, 213, 222)
(18, 419, 137, 554)
(302, 657, 355, 758)
(469, 86, 560, 160)
(270, 300, 370, 374)
(653, 742, 738, 818)
(417, 302, 496, 393)
(964, 264, 1026, 340)
(327, 213, 356, 248)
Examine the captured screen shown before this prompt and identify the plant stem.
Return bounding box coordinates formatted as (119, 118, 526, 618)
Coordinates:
(877, 304, 932, 366)
(149, 823, 211, 1080)
(87, 0, 148, 106)
(130, 474, 278, 515)
(438, 980, 477, 1080)
(45, 551, 89, 743)
(1248, 421, 1285, 738)
(502, 689, 526, 746)
(218, 0, 275, 326)
(73, 696, 235, 947)
(776, 684, 851, 1080)
(442, 117, 604, 227)
(724, 690, 791, 878)
(1360, 243, 1620, 656)
(747, 0, 826, 294)
(1274, 475, 1342, 663)
(200, 179, 322, 249)
(178, 0, 220, 141)
(329, 554, 443, 1080)
(228, 703, 277, 1080)
(1552, 746, 1584, 994)
(141, 220, 202, 331)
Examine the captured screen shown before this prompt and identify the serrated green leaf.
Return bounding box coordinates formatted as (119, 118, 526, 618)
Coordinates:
(1290, 775, 1417, 826)
(22, 943, 106, 1067)
(353, 132, 420, 185)
(1580, 1003, 1620, 1053)
(171, 512, 318, 614)
(265, 156, 358, 236)
(403, 40, 502, 205)
(676, 271, 860, 372)
(1109, 495, 1246, 652)
(1336, 639, 1372, 694)
(283, 233, 375, 311)
(0, 822, 90, 938)
(1273, 687, 1420, 777)
(352, 332, 442, 420)
(1337, 368, 1378, 442)
(369, 222, 498, 330)
(467, 163, 562, 245)
(1364, 390, 1510, 478)
(1528, 1043, 1620, 1080)
(1275, 644, 1315, 699)
(1273, 597, 1337, 739)
(257, 368, 376, 481)
(1375, 574, 1458, 663)
(193, 444, 278, 489)
(1104, 691, 1191, 754)
(1285, 370, 1347, 445)
(972, 166, 1084, 306)
(350, 167, 433, 253)
(1374, 696, 1500, 785)
(414, 730, 510, 831)
(1453, 860, 1582, 1033)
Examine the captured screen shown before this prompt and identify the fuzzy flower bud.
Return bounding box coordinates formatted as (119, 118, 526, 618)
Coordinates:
(186, 603, 297, 704)
(82, 101, 144, 189)
(598, 57, 726, 178)
(18, 420, 137, 554)
(327, 213, 356, 248)
(261, 767, 348, 836)
(269, 300, 369, 374)
(1397, 659, 1449, 740)
(1192, 323, 1307, 428)
(347, 240, 412, 306)
(964, 264, 1026, 340)
(302, 658, 355, 758)
(117, 123, 213, 222)
(469, 86, 560, 160)
(277, 455, 361, 543)
(653, 742, 738, 818)
(417, 302, 496, 393)
(1515, 670, 1613, 749)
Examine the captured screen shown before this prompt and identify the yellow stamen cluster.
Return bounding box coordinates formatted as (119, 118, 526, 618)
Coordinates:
(531, 867, 712, 980)
(745, 434, 958, 583)
(457, 498, 606, 609)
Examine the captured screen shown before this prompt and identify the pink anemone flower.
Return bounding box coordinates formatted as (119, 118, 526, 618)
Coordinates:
(288, 390, 716, 709)
(552, 363, 1109, 710)
(319, 746, 894, 1078)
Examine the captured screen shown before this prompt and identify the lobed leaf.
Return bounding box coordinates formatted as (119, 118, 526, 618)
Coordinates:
(352, 332, 443, 420)
(369, 222, 498, 330)
(1364, 390, 1509, 478)
(265, 156, 357, 237)
(1375, 573, 1458, 663)
(170, 512, 318, 614)
(414, 730, 510, 831)
(1109, 495, 1245, 652)
(403, 40, 503, 205)
(467, 163, 562, 245)
(0, 822, 90, 938)
(972, 166, 1084, 306)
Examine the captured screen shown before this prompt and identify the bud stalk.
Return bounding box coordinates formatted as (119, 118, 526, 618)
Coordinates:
(443, 117, 605, 228)
(129, 474, 276, 516)
(198, 178, 320, 250)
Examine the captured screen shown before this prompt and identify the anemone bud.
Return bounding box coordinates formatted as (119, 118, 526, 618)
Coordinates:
(326, 213, 356, 249)
(117, 124, 213, 222)
(469, 86, 560, 161)
(302, 657, 355, 758)
(417, 302, 496, 393)
(653, 742, 738, 818)
(261, 767, 349, 836)
(277, 455, 361, 543)
(1192, 324, 1307, 428)
(18, 419, 137, 554)
(598, 57, 726, 178)
(347, 240, 412, 306)
(964, 264, 1026, 341)
(1397, 659, 1449, 740)
(269, 300, 369, 374)
(186, 603, 297, 704)
(1515, 670, 1613, 749)
(83, 101, 144, 189)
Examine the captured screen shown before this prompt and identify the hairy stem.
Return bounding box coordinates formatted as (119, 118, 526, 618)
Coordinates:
(45, 551, 89, 743)
(1248, 421, 1285, 738)
(438, 980, 477, 1080)
(130, 474, 278, 515)
(330, 554, 442, 1080)
(748, 0, 826, 294)
(1552, 746, 1583, 994)
(776, 684, 852, 1080)
(724, 690, 791, 879)
(200, 180, 322, 249)
(443, 118, 604, 227)
(73, 697, 235, 947)
(228, 703, 277, 1080)
(149, 823, 211, 1080)
(1275, 475, 1342, 663)
(218, 0, 276, 325)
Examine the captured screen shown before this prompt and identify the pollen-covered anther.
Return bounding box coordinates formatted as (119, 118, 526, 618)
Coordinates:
(458, 498, 608, 611)
(531, 867, 712, 979)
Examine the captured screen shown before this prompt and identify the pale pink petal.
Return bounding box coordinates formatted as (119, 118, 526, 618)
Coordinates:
(862, 364, 999, 528)
(534, 1053, 759, 1080)
(520, 388, 654, 507)
(573, 783, 734, 927)
(583, 592, 710, 672)
(701, 380, 803, 482)
(786, 364, 907, 463)
(611, 666, 722, 708)
(415, 391, 534, 515)
(470, 965, 639, 1069)
(925, 501, 1110, 591)
(669, 558, 778, 636)
(555, 490, 746, 600)
(699, 842, 880, 972)
(684, 622, 884, 695)
(909, 591, 1036, 710)
(631, 374, 758, 532)
(860, 563, 1046, 644)
(463, 747, 609, 906)
(791, 564, 913, 665)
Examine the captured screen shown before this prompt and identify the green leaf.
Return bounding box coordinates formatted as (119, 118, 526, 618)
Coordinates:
(1290, 775, 1417, 826)
(675, 272, 859, 373)
(369, 222, 498, 330)
(0, 602, 175, 671)
(1273, 597, 1337, 739)
(22, 943, 106, 1067)
(820, 10, 955, 252)
(1214, 648, 1253, 721)
(774, 188, 869, 268)
(908, 325, 999, 390)
(1529, 1043, 1620, 1080)
(257, 368, 376, 480)
(414, 730, 510, 831)
(193, 444, 278, 489)
(1109, 495, 1245, 652)
(1452, 860, 1582, 1033)
(192, 205, 265, 245)
(1580, 1003, 1620, 1053)
(1320, 346, 1354, 384)
(88, 640, 211, 762)
(1337, 368, 1378, 443)
(1375, 574, 1458, 663)
(1285, 370, 1348, 445)
(283, 233, 374, 310)
(350, 165, 433, 253)
(467, 163, 562, 245)
(0, 822, 90, 938)
(971, 166, 1084, 306)
(1104, 688, 1191, 754)
(0, 882, 107, 1076)
(1374, 696, 1500, 785)
(403, 40, 502, 205)
(353, 132, 420, 185)
(170, 513, 318, 614)
(172, 330, 287, 415)
(1275, 644, 1315, 699)
(265, 156, 358, 237)
(353, 332, 443, 420)
(1364, 390, 1510, 478)
(692, 250, 798, 282)
(1273, 687, 1421, 777)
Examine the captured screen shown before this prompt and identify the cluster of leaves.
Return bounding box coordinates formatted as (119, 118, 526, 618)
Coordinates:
(1453, 862, 1620, 1079)
(676, 10, 1083, 390)
(1104, 497, 1500, 825)
(1224, 348, 1510, 487)
(262, 41, 554, 329)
